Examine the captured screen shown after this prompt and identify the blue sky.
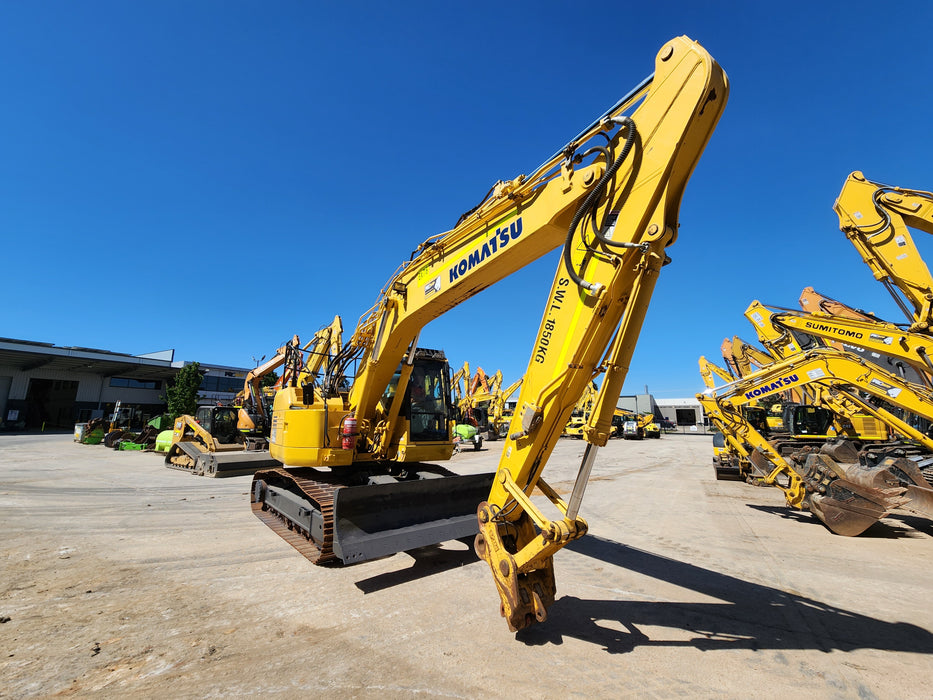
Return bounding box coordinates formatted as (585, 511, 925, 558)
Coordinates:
(2, 2, 932, 398)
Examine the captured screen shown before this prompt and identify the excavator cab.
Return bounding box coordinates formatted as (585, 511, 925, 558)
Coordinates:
(405, 354, 453, 442)
(742, 406, 770, 435)
(783, 404, 835, 436)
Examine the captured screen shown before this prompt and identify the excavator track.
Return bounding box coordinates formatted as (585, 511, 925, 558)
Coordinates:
(250, 467, 340, 565)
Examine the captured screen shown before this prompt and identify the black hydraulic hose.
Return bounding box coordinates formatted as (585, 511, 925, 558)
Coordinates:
(561, 117, 637, 292)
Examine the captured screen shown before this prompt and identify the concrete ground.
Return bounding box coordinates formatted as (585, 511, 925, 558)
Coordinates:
(1, 432, 931, 699)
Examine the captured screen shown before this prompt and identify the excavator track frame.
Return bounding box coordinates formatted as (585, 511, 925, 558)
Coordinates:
(251, 467, 340, 565)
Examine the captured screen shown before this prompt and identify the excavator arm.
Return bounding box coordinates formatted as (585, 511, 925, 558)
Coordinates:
(835, 171, 933, 331)
(699, 356, 733, 389)
(355, 36, 727, 630)
(719, 338, 741, 378)
(732, 335, 777, 374)
(475, 37, 728, 630)
(470, 367, 492, 396)
(799, 286, 885, 322)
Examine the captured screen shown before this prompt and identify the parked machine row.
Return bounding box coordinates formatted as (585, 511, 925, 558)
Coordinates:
(72, 35, 933, 638)
(699, 171, 933, 536)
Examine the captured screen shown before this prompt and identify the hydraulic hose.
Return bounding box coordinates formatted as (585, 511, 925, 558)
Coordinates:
(561, 117, 638, 293)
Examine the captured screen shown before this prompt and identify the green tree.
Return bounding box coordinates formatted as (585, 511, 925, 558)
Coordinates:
(261, 371, 279, 388)
(164, 362, 204, 418)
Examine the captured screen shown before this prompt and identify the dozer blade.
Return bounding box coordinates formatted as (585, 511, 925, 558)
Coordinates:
(332, 472, 495, 564)
(713, 459, 744, 481)
(251, 467, 495, 565)
(198, 450, 280, 477)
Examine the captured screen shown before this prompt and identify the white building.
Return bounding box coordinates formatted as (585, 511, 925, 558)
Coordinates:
(0, 337, 249, 430)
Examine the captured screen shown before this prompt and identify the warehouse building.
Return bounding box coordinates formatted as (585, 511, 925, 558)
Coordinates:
(653, 397, 709, 432)
(0, 337, 249, 431)
(617, 394, 709, 432)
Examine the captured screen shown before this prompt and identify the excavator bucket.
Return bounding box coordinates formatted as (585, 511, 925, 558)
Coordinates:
(902, 483, 933, 519)
(251, 467, 495, 565)
(876, 457, 933, 519)
(808, 490, 893, 537)
(801, 454, 910, 536)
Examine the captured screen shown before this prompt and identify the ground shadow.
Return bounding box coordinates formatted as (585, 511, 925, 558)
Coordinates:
(354, 538, 479, 593)
(512, 535, 933, 653)
(745, 504, 930, 539)
(886, 513, 933, 538)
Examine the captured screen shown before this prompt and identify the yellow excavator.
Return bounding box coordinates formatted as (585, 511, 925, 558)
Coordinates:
(561, 381, 599, 438)
(486, 375, 524, 439)
(473, 369, 507, 438)
(249, 36, 728, 631)
(456, 366, 506, 442)
(699, 346, 933, 536)
(742, 301, 891, 445)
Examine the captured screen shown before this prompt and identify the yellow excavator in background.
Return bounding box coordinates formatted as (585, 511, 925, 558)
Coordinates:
(742, 300, 891, 444)
(699, 355, 769, 479)
(487, 375, 523, 439)
(456, 366, 506, 442)
(249, 36, 728, 631)
(451, 361, 471, 406)
(835, 171, 933, 332)
(699, 355, 734, 389)
(561, 381, 599, 438)
(699, 346, 933, 535)
(746, 299, 932, 389)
